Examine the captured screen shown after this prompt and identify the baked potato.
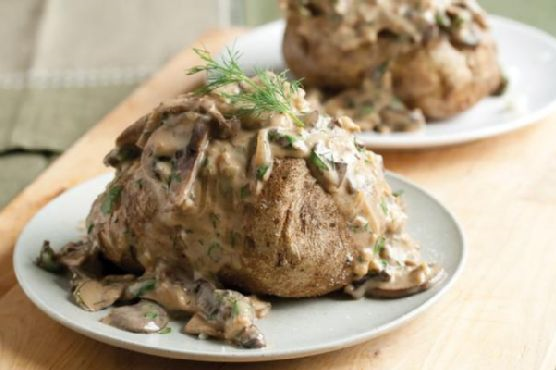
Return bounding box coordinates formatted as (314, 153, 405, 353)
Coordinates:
(37, 55, 442, 347)
(282, 0, 503, 120)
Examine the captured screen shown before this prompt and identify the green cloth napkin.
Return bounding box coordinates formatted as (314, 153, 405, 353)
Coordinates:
(0, 0, 228, 209)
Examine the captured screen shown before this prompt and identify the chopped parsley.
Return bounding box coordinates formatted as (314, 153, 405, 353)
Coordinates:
(373, 236, 386, 256)
(240, 184, 251, 199)
(256, 164, 270, 180)
(392, 189, 404, 198)
(158, 327, 171, 334)
(380, 198, 389, 215)
(101, 185, 123, 215)
(435, 12, 451, 28)
(268, 130, 297, 149)
(231, 299, 241, 318)
(132, 279, 156, 298)
(144, 311, 159, 320)
(35, 241, 63, 273)
(309, 150, 329, 171)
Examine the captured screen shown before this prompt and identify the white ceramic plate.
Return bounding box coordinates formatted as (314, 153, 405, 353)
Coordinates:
(14, 173, 464, 362)
(229, 16, 556, 149)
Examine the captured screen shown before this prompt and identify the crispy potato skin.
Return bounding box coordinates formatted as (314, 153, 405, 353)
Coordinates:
(220, 158, 354, 297)
(390, 34, 502, 120)
(283, 24, 394, 89)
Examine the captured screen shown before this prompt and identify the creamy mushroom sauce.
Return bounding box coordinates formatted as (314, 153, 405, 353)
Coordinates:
(36, 75, 442, 348)
(283, 0, 489, 132)
(306, 67, 426, 133)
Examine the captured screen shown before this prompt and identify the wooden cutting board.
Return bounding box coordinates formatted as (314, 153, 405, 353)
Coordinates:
(1, 29, 555, 370)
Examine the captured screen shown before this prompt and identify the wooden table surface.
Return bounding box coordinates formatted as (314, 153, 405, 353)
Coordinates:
(1, 29, 556, 370)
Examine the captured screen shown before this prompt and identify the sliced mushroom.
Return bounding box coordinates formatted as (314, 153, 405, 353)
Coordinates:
(250, 129, 273, 194)
(200, 99, 241, 139)
(364, 263, 445, 298)
(136, 98, 195, 148)
(73, 278, 127, 311)
(170, 121, 210, 209)
(101, 300, 169, 333)
(104, 115, 146, 168)
(184, 314, 221, 337)
(186, 281, 267, 348)
(58, 240, 92, 269)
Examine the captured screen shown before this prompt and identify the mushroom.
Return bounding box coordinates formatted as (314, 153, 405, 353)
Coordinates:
(184, 281, 267, 348)
(170, 120, 210, 209)
(72, 277, 129, 311)
(101, 300, 169, 333)
(363, 263, 445, 298)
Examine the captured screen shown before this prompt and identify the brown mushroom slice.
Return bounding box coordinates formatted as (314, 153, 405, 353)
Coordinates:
(136, 98, 196, 148)
(73, 278, 127, 311)
(250, 129, 273, 191)
(364, 263, 445, 298)
(104, 115, 146, 168)
(142, 279, 196, 312)
(190, 282, 267, 348)
(58, 240, 92, 269)
(101, 300, 169, 334)
(184, 314, 222, 337)
(170, 121, 210, 209)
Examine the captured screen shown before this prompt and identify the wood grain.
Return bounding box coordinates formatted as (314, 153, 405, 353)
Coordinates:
(1, 29, 556, 370)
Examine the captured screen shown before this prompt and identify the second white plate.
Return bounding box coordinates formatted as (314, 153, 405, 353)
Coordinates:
(230, 16, 556, 149)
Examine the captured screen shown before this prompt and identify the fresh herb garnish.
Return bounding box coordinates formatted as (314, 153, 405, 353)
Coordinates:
(169, 171, 181, 185)
(187, 48, 305, 127)
(231, 299, 241, 318)
(435, 12, 451, 28)
(393, 189, 404, 198)
(132, 279, 156, 298)
(350, 222, 370, 233)
(158, 327, 171, 334)
(359, 104, 375, 116)
(310, 150, 329, 171)
(101, 185, 123, 215)
(144, 311, 159, 320)
(87, 223, 94, 234)
(268, 130, 297, 148)
(240, 184, 251, 199)
(373, 236, 386, 256)
(256, 164, 270, 180)
(35, 241, 63, 273)
(380, 198, 389, 215)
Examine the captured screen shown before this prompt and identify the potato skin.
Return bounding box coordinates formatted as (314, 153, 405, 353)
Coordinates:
(220, 158, 354, 297)
(390, 34, 502, 120)
(283, 24, 395, 89)
(283, 22, 502, 120)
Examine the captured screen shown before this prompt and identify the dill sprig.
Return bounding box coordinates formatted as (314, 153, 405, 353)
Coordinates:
(186, 48, 305, 127)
